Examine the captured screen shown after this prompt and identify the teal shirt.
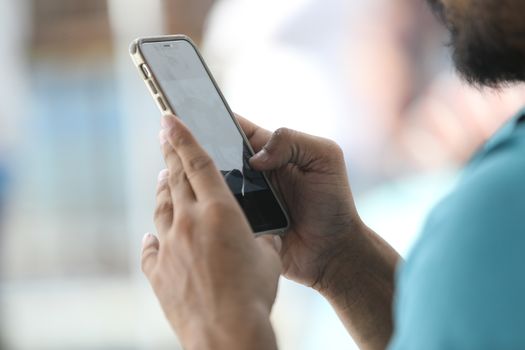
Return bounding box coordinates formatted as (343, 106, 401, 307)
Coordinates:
(389, 109, 525, 349)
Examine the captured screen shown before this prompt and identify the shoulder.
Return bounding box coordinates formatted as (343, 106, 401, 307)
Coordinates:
(441, 127, 525, 236)
(390, 125, 525, 349)
(424, 118, 525, 243)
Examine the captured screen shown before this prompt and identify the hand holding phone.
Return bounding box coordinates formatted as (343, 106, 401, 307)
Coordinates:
(142, 115, 282, 349)
(131, 34, 366, 292)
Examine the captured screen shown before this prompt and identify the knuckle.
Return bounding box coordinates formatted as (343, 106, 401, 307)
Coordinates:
(174, 211, 194, 234)
(168, 169, 185, 187)
(204, 199, 235, 219)
(188, 154, 213, 173)
(154, 200, 173, 220)
(266, 127, 295, 153)
(273, 127, 293, 142)
(203, 200, 225, 217)
(170, 128, 191, 147)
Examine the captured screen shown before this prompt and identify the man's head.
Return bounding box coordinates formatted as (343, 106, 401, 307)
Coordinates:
(428, 0, 525, 87)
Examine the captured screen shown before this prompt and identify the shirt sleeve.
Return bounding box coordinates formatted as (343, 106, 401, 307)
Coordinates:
(388, 138, 525, 350)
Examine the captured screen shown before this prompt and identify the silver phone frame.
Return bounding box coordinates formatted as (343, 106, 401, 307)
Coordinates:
(130, 34, 290, 236)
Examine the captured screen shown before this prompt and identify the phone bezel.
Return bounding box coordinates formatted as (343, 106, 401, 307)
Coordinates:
(130, 35, 290, 236)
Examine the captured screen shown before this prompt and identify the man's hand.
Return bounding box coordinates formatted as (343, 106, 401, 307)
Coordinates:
(238, 116, 400, 350)
(141, 115, 281, 350)
(237, 116, 361, 291)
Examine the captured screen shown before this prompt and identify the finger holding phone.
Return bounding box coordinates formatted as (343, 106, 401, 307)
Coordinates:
(142, 115, 281, 350)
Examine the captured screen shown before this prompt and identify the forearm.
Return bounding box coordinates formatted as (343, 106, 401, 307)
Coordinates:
(179, 303, 278, 350)
(318, 225, 402, 350)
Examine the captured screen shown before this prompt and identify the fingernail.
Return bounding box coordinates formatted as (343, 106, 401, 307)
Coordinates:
(161, 115, 177, 129)
(158, 169, 169, 182)
(142, 232, 153, 247)
(251, 149, 269, 162)
(159, 129, 168, 145)
(273, 235, 282, 253)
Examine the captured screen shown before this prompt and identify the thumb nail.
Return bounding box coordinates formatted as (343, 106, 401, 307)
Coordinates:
(252, 149, 269, 162)
(273, 235, 282, 254)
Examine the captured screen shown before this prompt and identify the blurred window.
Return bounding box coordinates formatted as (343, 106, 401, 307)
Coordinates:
(2, 0, 128, 280)
(31, 0, 112, 55)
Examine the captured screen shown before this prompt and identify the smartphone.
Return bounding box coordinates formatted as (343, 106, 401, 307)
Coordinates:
(130, 35, 289, 235)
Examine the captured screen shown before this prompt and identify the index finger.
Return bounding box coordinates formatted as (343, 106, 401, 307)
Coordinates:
(235, 114, 272, 153)
(163, 115, 230, 201)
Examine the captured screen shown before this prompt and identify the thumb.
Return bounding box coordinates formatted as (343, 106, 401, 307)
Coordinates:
(250, 127, 339, 171)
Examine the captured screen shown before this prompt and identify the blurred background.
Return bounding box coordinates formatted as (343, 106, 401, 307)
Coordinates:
(0, 0, 524, 349)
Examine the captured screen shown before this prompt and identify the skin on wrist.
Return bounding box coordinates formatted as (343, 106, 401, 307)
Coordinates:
(314, 222, 401, 350)
(177, 302, 278, 350)
(310, 219, 370, 298)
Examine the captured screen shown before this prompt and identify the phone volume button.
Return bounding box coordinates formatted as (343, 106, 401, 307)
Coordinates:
(140, 64, 151, 78)
(148, 80, 158, 94)
(157, 97, 167, 111)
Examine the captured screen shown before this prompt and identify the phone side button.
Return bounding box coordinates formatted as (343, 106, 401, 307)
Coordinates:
(148, 80, 158, 94)
(157, 97, 167, 111)
(140, 64, 151, 78)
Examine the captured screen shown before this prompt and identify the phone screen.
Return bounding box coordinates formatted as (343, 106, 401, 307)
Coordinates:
(140, 39, 288, 233)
